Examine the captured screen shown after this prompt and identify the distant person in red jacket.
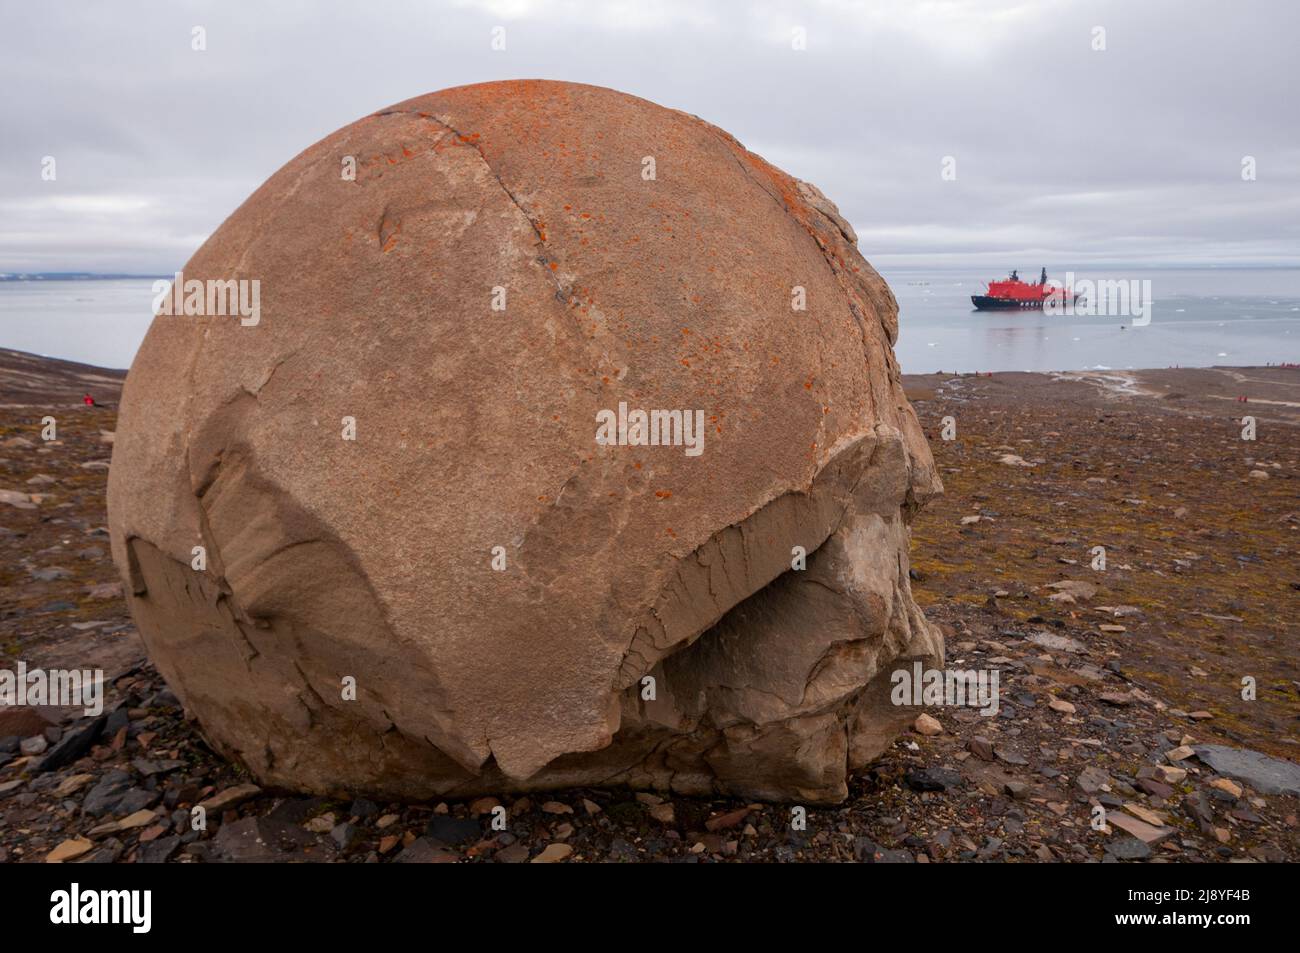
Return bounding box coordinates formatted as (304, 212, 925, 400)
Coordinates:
(83, 393, 96, 407)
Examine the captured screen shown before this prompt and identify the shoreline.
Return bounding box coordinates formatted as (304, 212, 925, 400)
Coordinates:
(3, 345, 1297, 406)
(903, 364, 1300, 427)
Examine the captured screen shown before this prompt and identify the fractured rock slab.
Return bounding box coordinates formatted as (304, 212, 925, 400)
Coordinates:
(1193, 745, 1300, 796)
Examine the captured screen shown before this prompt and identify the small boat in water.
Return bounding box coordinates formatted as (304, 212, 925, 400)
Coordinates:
(971, 267, 1083, 311)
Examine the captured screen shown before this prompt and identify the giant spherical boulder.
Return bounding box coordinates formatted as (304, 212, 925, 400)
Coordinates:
(108, 80, 942, 804)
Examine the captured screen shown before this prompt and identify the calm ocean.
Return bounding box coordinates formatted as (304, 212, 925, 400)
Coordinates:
(0, 268, 1297, 373)
(888, 267, 1299, 374)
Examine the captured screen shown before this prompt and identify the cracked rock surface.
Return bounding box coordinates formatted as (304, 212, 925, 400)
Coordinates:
(107, 80, 942, 804)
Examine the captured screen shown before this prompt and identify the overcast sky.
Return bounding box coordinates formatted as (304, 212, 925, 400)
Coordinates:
(1, 0, 1297, 274)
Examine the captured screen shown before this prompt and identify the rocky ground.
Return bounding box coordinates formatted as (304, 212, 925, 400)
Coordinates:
(1, 349, 1297, 863)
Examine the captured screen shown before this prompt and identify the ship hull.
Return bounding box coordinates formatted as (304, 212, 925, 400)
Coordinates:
(971, 295, 1044, 310)
(970, 294, 1083, 311)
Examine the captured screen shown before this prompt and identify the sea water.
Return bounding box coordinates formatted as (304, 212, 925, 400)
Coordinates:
(886, 267, 1300, 374)
(0, 279, 157, 369)
(1, 268, 1297, 373)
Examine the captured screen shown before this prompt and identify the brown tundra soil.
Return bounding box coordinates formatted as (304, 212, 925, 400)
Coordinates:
(2, 349, 1297, 863)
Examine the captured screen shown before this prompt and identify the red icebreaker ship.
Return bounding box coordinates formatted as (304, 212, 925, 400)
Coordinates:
(971, 267, 1083, 311)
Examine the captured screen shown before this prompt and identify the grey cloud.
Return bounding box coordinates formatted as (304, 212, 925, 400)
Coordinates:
(0, 0, 1296, 274)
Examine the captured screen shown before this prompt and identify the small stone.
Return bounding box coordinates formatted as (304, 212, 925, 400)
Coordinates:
(19, 735, 48, 756)
(1137, 778, 1175, 798)
(0, 489, 36, 509)
(53, 773, 95, 797)
(1155, 765, 1187, 784)
(1107, 837, 1152, 861)
(331, 822, 362, 851)
(197, 783, 261, 813)
(304, 813, 337, 833)
(997, 454, 1034, 468)
(705, 808, 750, 832)
(541, 800, 573, 815)
(994, 745, 1028, 766)
(581, 798, 602, 815)
(1048, 697, 1076, 714)
(86, 582, 123, 600)
(1027, 631, 1087, 653)
(1076, 766, 1112, 795)
(31, 566, 71, 580)
(87, 816, 124, 837)
(132, 758, 182, 778)
(913, 713, 943, 736)
(81, 770, 133, 816)
(648, 802, 675, 824)
(138, 835, 181, 864)
(469, 796, 501, 815)
(393, 837, 458, 864)
(46, 837, 94, 863)
(1108, 812, 1175, 845)
(531, 843, 573, 863)
(1208, 778, 1243, 798)
(1044, 579, 1097, 600)
(906, 768, 962, 792)
(1166, 745, 1195, 762)
(118, 809, 157, 830)
(376, 813, 400, 829)
(1122, 802, 1168, 827)
(969, 737, 995, 761)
